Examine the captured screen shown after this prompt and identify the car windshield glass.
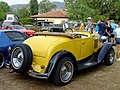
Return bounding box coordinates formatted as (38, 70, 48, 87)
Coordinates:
(37, 22, 53, 26)
(11, 25, 25, 30)
(2, 22, 12, 27)
(5, 31, 25, 41)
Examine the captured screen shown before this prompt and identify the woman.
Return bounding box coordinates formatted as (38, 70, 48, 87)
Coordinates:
(114, 22, 120, 60)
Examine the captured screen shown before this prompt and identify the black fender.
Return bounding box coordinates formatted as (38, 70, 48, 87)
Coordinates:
(97, 43, 113, 63)
(46, 50, 69, 78)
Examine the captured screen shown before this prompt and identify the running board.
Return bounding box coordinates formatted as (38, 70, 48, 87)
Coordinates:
(77, 60, 99, 70)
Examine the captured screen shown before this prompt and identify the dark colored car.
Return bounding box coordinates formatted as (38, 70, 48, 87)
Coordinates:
(0, 30, 28, 68)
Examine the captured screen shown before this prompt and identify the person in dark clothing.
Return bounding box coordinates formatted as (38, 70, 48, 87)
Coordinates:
(105, 20, 112, 42)
(98, 20, 106, 42)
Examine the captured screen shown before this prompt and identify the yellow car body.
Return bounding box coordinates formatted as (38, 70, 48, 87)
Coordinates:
(23, 32, 99, 73)
(11, 31, 115, 85)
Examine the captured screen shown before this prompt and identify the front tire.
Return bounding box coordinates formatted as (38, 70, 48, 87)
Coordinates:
(0, 52, 5, 68)
(51, 57, 74, 85)
(11, 44, 33, 73)
(104, 48, 115, 66)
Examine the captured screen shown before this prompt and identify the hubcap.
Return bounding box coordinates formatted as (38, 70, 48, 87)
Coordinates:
(60, 61, 74, 83)
(110, 53, 114, 63)
(12, 47, 24, 69)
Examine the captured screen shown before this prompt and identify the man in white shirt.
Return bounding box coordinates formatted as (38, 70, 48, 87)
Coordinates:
(114, 22, 120, 60)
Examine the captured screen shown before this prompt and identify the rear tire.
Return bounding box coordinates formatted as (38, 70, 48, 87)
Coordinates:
(104, 48, 115, 66)
(51, 57, 74, 86)
(11, 44, 33, 73)
(0, 52, 5, 68)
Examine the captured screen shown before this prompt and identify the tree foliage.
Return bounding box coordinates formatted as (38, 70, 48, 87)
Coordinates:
(65, 0, 120, 22)
(19, 18, 34, 25)
(39, 0, 57, 13)
(29, 0, 38, 15)
(0, 11, 5, 21)
(15, 8, 30, 18)
(0, 1, 10, 21)
(0, 1, 10, 12)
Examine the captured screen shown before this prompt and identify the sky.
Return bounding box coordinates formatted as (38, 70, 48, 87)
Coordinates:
(0, 0, 64, 6)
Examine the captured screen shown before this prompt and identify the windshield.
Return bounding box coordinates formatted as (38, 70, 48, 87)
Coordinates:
(11, 25, 25, 30)
(5, 31, 26, 41)
(37, 22, 53, 26)
(2, 22, 12, 27)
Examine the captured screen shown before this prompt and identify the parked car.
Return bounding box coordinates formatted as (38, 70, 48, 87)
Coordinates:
(1, 25, 36, 37)
(0, 30, 28, 68)
(37, 21, 53, 27)
(10, 31, 115, 85)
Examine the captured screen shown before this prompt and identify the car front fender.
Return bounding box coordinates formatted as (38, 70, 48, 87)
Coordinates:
(97, 43, 113, 63)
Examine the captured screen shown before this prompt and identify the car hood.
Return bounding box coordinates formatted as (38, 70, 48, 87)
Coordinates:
(23, 35, 71, 57)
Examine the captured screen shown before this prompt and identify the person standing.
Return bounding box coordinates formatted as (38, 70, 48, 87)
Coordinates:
(98, 19, 106, 42)
(105, 20, 112, 42)
(114, 22, 120, 60)
(63, 21, 69, 30)
(85, 17, 93, 33)
(79, 20, 84, 31)
(110, 20, 118, 43)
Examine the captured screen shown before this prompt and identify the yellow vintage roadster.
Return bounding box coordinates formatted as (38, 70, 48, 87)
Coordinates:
(11, 31, 115, 85)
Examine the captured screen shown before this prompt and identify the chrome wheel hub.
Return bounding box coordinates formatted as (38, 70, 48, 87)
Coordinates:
(12, 47, 24, 69)
(60, 61, 74, 83)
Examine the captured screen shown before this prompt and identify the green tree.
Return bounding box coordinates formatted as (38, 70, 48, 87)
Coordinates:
(0, 1, 10, 21)
(29, 0, 38, 15)
(15, 7, 30, 18)
(0, 11, 5, 21)
(65, 0, 96, 21)
(85, 0, 120, 21)
(19, 18, 34, 25)
(0, 1, 10, 12)
(39, 0, 57, 13)
(65, 0, 120, 21)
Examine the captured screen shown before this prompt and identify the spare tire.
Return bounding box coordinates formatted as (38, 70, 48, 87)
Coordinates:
(11, 44, 33, 73)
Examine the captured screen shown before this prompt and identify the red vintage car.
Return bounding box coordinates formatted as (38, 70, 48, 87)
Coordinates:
(1, 25, 35, 37)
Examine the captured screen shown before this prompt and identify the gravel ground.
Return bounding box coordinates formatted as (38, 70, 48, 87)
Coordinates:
(0, 60, 120, 90)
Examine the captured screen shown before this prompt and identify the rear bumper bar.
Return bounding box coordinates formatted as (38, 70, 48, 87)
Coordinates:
(29, 70, 48, 79)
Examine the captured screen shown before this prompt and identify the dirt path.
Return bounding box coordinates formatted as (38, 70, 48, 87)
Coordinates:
(0, 60, 120, 90)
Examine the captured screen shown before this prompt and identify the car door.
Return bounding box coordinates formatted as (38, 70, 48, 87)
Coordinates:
(80, 36, 94, 59)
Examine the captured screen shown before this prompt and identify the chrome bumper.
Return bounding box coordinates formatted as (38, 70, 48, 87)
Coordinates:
(29, 70, 48, 79)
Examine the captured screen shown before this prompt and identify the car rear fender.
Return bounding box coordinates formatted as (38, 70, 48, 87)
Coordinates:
(97, 43, 113, 63)
(46, 50, 76, 78)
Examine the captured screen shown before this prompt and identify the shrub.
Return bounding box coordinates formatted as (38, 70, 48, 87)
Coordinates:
(19, 18, 34, 25)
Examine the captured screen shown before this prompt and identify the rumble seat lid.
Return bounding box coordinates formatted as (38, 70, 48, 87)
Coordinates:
(35, 32, 80, 39)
